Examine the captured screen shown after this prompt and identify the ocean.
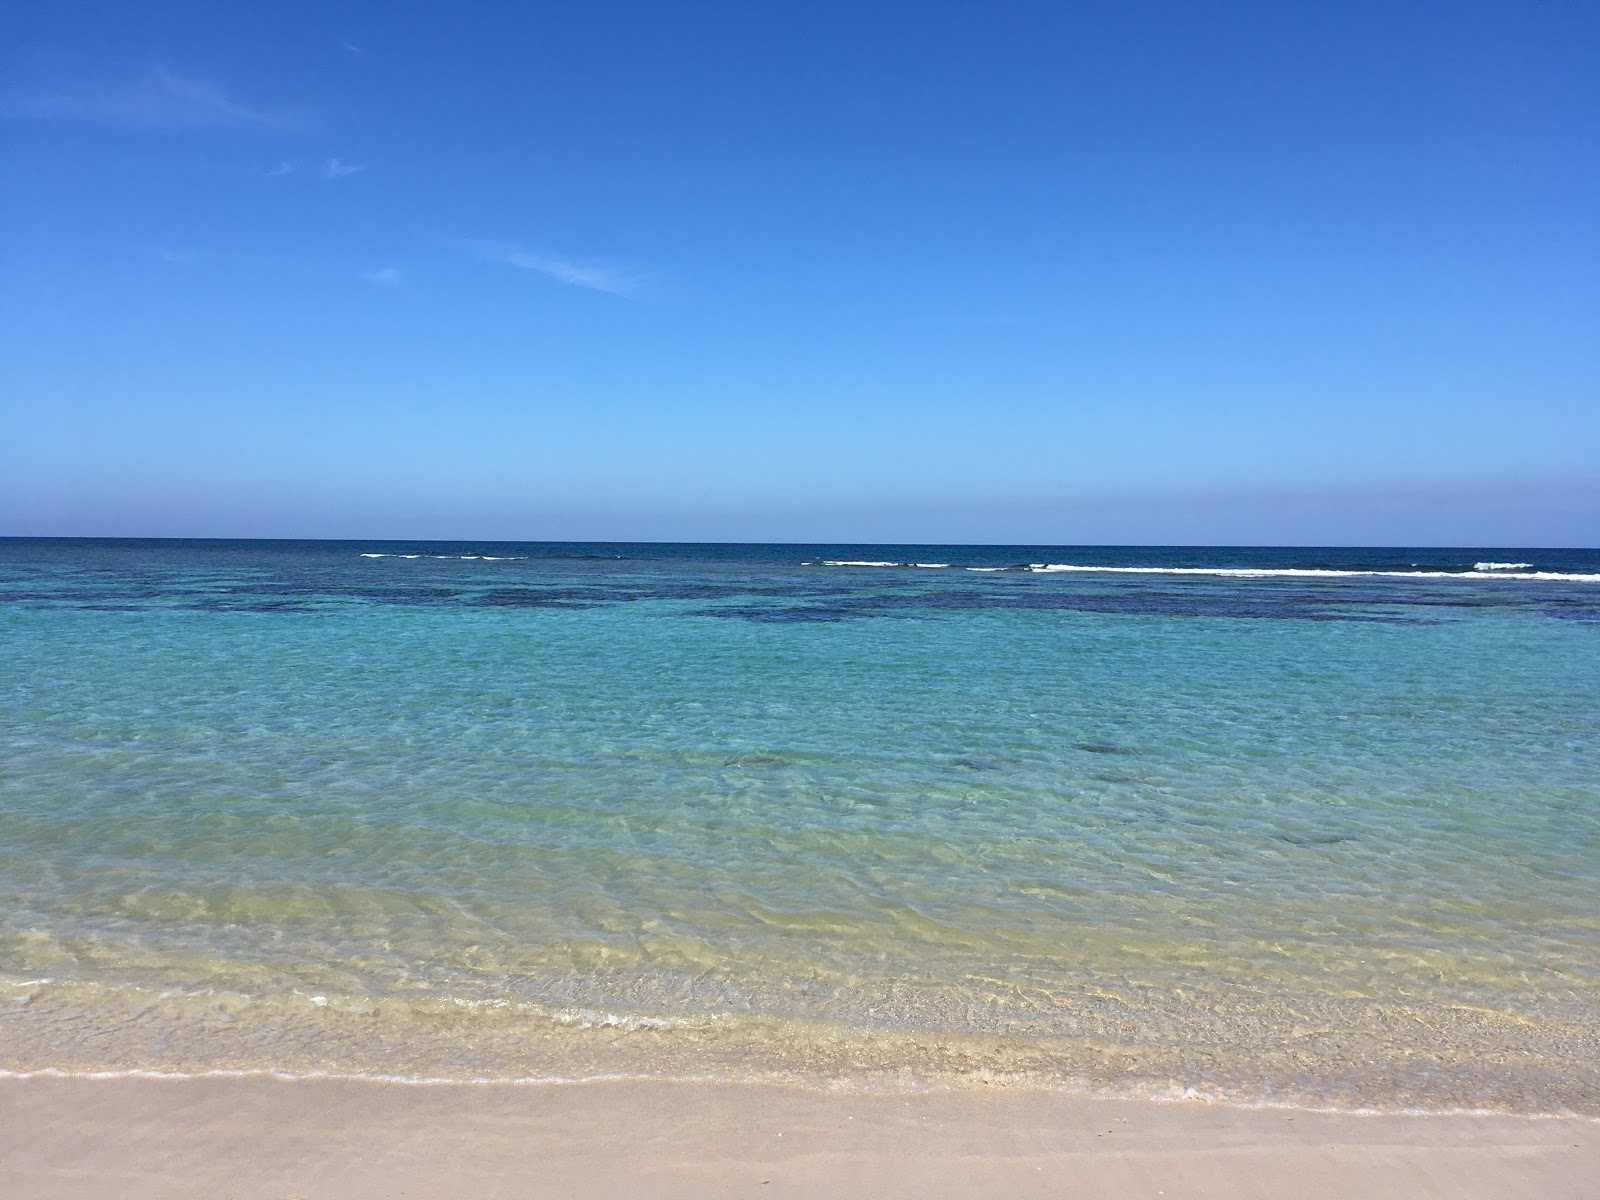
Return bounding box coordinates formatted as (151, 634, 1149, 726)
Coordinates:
(2, 538, 1597, 1112)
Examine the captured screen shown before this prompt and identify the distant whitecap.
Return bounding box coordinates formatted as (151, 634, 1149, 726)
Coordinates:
(1022, 563, 1598, 582)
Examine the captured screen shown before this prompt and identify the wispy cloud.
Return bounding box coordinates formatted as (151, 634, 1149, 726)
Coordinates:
(263, 158, 365, 179)
(364, 267, 402, 286)
(467, 240, 644, 298)
(5, 66, 296, 131)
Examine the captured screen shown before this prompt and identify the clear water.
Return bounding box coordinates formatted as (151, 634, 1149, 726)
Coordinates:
(2, 539, 1597, 1111)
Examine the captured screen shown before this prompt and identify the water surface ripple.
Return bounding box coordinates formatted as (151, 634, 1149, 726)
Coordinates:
(1, 539, 1597, 1111)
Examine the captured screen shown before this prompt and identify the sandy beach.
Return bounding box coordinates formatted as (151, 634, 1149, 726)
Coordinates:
(1, 1075, 1594, 1198)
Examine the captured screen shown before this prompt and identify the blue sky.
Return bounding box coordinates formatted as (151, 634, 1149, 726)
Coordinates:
(3, 0, 1597, 544)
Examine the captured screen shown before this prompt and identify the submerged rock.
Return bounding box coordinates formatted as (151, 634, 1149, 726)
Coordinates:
(1075, 742, 1138, 756)
(1276, 831, 1357, 846)
(952, 756, 1024, 771)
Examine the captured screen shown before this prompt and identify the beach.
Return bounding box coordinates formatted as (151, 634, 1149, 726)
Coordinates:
(3, 1075, 1596, 1198)
(11, 0, 1597, 1188)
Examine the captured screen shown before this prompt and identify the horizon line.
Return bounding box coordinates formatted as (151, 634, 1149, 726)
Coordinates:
(2, 535, 1595, 551)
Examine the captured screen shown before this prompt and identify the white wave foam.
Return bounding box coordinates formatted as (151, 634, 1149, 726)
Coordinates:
(0, 1065, 1572, 1117)
(1022, 564, 1600, 582)
(362, 554, 525, 561)
(0, 1065, 709, 1088)
(547, 1006, 721, 1032)
(807, 559, 1598, 581)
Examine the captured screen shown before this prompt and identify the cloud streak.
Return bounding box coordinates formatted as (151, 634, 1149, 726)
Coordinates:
(6, 67, 296, 132)
(468, 241, 643, 297)
(364, 267, 402, 286)
(262, 158, 366, 179)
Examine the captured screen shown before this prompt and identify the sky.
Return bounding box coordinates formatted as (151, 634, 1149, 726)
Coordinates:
(2, 0, 1597, 545)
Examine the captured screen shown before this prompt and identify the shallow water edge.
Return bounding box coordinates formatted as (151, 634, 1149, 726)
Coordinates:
(6, 973, 1596, 1116)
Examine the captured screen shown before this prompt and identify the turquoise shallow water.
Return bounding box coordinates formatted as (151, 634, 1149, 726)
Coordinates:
(2, 540, 1598, 1110)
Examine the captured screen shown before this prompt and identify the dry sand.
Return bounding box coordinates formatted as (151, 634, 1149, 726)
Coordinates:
(1, 1075, 1594, 1198)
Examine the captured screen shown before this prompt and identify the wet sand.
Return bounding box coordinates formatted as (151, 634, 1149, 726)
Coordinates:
(1, 1075, 1594, 1198)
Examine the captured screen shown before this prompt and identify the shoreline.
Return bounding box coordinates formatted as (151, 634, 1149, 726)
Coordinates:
(2, 1074, 1595, 1199)
(5, 1064, 1599, 1122)
(9, 973, 1596, 1117)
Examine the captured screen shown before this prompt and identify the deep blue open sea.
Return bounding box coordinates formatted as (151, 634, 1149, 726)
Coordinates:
(2, 539, 1597, 1111)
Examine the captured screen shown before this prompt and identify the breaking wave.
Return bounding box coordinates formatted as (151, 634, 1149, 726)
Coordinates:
(804, 561, 1600, 582)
